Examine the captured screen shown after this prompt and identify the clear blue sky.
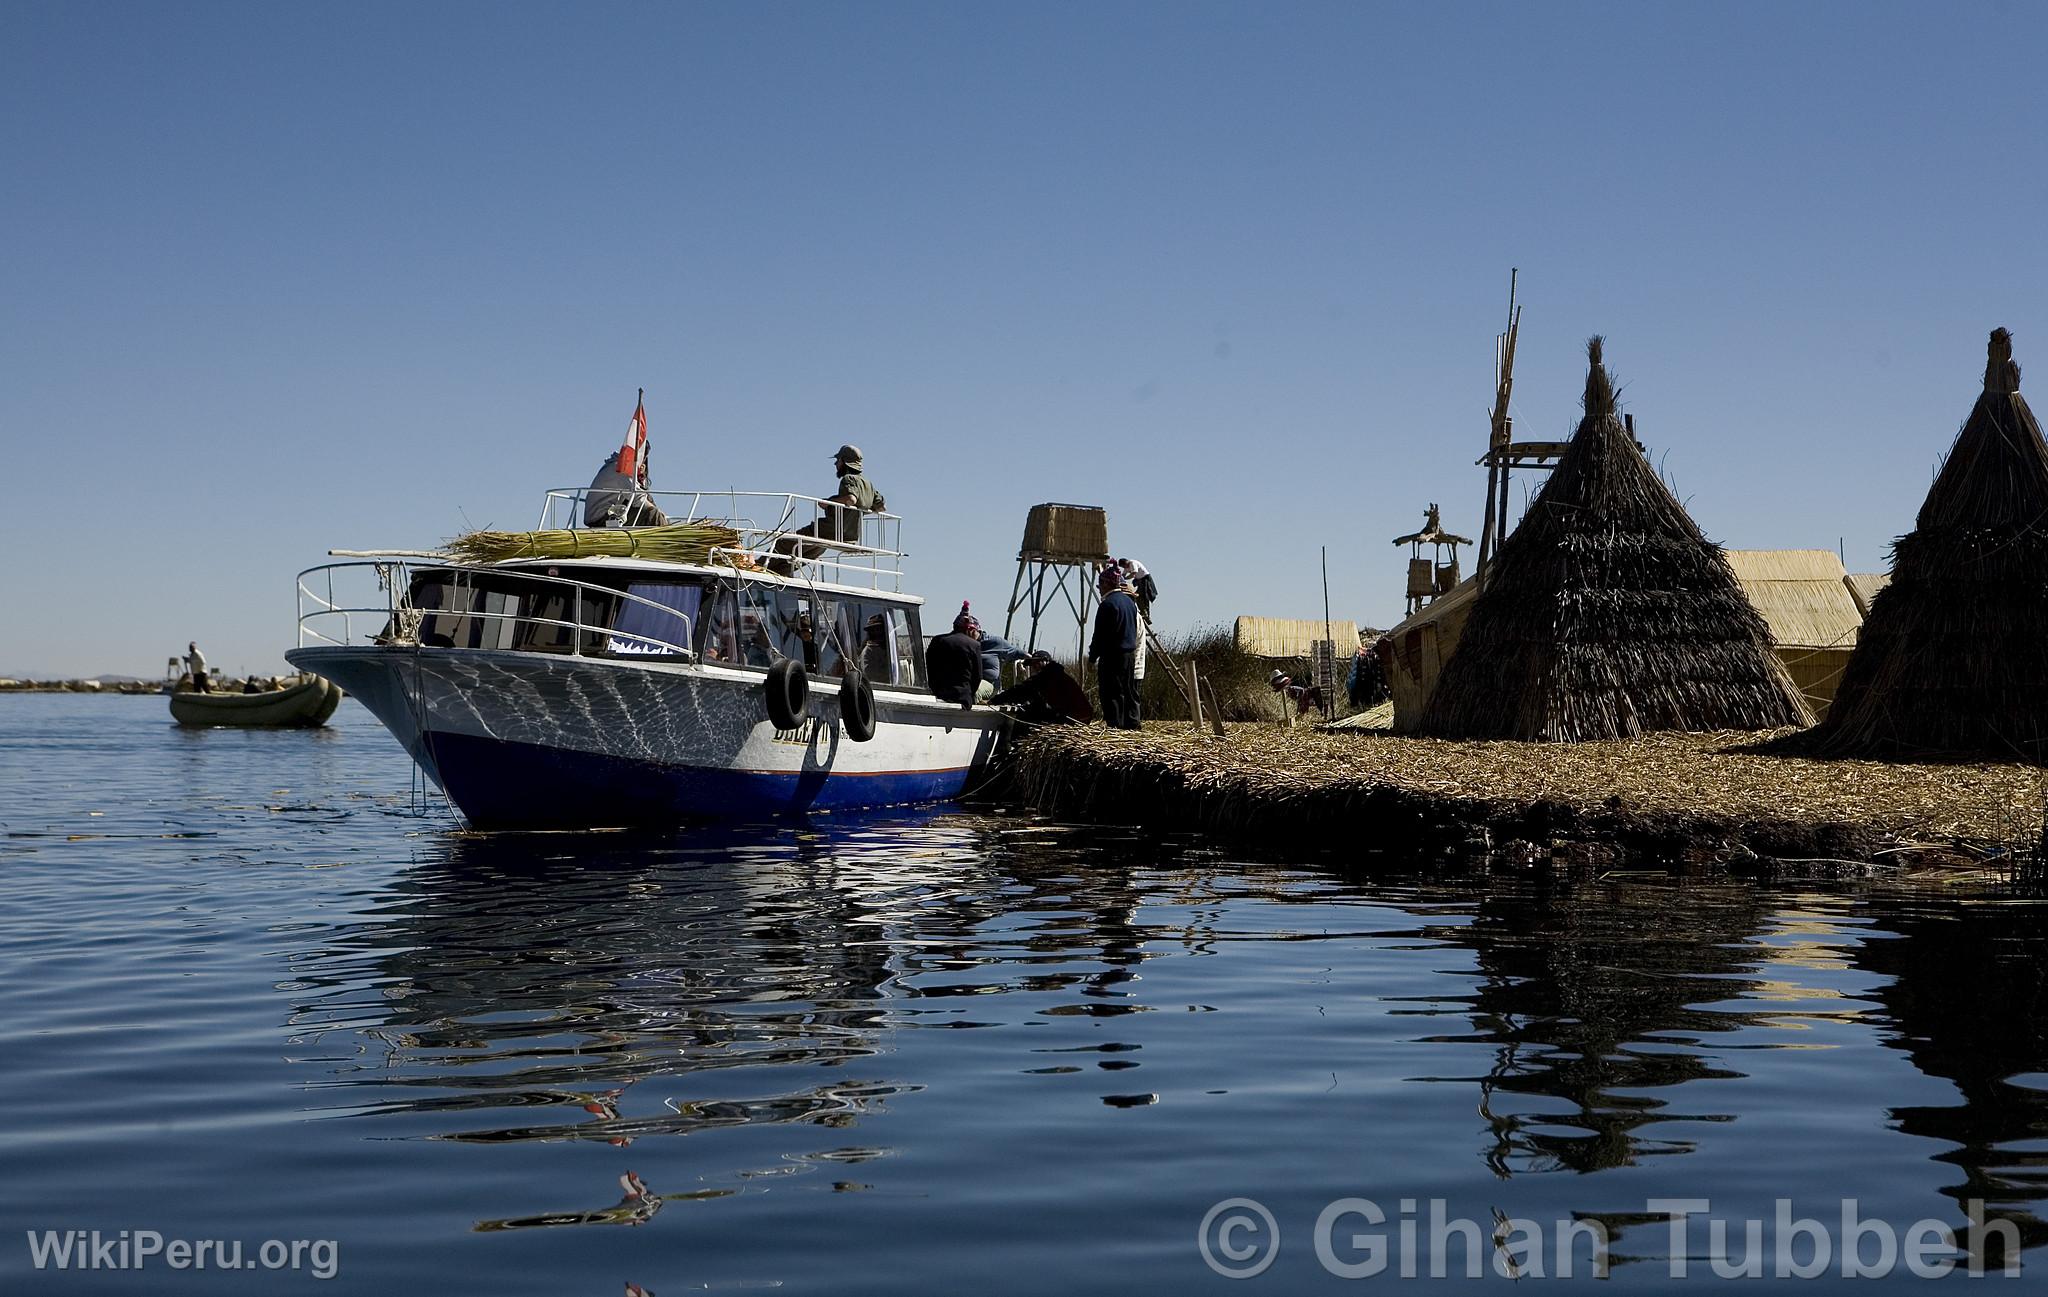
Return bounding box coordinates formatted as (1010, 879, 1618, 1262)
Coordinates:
(3, 1, 2043, 677)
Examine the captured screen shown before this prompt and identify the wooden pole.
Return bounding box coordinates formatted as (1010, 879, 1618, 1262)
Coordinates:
(1321, 545, 1335, 721)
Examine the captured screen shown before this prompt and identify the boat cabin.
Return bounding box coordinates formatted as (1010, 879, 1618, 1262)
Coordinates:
(299, 488, 932, 691)
(400, 563, 928, 688)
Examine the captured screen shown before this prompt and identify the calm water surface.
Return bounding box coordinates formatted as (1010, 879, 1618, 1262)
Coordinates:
(3, 693, 2046, 1292)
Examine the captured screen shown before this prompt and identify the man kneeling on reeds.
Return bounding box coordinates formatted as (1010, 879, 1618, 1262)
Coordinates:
(1089, 567, 1142, 730)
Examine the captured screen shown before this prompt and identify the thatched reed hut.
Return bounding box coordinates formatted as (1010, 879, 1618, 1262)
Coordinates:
(1809, 329, 2048, 760)
(1725, 550, 1864, 719)
(1417, 338, 1812, 741)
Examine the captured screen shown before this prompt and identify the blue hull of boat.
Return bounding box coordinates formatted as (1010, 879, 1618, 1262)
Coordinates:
(420, 730, 978, 828)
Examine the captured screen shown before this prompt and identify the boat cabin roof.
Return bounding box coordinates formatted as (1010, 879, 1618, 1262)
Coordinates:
(536, 487, 909, 594)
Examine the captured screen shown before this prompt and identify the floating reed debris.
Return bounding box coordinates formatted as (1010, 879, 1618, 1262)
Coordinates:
(1008, 724, 2045, 867)
(446, 522, 741, 566)
(1420, 338, 1810, 742)
(1807, 328, 2048, 761)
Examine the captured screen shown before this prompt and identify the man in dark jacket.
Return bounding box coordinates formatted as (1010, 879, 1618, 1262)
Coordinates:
(991, 651, 1093, 725)
(1088, 567, 1142, 729)
(925, 602, 983, 707)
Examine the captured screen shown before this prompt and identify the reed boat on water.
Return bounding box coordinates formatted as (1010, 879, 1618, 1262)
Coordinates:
(287, 488, 1005, 829)
(169, 674, 343, 728)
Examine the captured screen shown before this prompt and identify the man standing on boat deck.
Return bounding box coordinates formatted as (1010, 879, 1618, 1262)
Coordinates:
(769, 445, 886, 575)
(926, 602, 983, 707)
(185, 641, 211, 693)
(1088, 568, 1142, 730)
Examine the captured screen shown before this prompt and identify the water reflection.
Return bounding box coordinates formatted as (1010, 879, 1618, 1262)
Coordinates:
(1398, 877, 1772, 1174)
(1859, 899, 2048, 1255)
(287, 827, 929, 1146)
(272, 819, 2048, 1266)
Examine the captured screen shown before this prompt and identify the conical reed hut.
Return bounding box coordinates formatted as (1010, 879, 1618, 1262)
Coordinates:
(1808, 328, 2048, 760)
(1418, 338, 1812, 742)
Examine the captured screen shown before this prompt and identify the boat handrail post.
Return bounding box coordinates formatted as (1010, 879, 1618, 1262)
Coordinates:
(571, 584, 582, 656)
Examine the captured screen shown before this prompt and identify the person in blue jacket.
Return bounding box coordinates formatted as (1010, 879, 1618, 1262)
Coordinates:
(976, 630, 1030, 703)
(1087, 566, 1142, 729)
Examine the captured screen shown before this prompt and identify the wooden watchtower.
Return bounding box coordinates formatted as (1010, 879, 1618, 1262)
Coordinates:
(1392, 504, 1472, 616)
(1004, 504, 1112, 663)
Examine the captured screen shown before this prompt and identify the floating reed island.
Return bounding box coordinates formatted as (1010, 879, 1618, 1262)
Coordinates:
(1002, 330, 2048, 872)
(1003, 724, 2045, 870)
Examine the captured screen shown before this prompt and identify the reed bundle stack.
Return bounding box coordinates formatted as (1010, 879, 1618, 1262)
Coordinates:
(1810, 329, 2048, 760)
(445, 522, 742, 567)
(1419, 338, 1811, 741)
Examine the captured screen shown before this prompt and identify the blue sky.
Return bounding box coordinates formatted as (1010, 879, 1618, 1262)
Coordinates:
(3, 1, 2044, 677)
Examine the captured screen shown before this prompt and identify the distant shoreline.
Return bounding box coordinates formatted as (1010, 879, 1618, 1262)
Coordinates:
(0, 680, 165, 695)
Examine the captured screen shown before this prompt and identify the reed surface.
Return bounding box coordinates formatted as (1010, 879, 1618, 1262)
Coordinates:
(1010, 723, 2044, 865)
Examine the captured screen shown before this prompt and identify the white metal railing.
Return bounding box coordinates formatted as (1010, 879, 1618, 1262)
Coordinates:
(295, 561, 696, 658)
(535, 488, 905, 592)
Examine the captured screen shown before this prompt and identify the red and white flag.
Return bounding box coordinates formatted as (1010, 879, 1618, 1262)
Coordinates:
(618, 389, 647, 478)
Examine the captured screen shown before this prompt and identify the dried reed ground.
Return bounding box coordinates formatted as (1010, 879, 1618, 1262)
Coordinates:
(1012, 723, 2047, 859)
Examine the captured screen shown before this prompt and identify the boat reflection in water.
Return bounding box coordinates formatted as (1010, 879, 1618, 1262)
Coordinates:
(279, 814, 1166, 1235)
(274, 820, 2048, 1274)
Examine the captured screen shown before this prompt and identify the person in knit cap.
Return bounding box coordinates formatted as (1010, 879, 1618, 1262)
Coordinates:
(925, 601, 984, 707)
(1088, 565, 1142, 729)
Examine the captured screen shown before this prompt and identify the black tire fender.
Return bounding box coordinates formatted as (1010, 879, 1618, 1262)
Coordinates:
(841, 671, 877, 742)
(764, 659, 808, 729)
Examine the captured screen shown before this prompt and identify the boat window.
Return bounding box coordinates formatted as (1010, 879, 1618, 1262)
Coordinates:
(698, 588, 743, 665)
(407, 568, 619, 655)
(817, 597, 924, 688)
(609, 582, 700, 657)
(516, 584, 617, 655)
(767, 588, 829, 672)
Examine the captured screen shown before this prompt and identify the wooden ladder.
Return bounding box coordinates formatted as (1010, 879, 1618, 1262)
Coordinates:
(1144, 624, 1225, 737)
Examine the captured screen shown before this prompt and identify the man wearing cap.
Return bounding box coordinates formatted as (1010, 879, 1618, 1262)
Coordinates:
(770, 445, 887, 575)
(1088, 567, 1142, 730)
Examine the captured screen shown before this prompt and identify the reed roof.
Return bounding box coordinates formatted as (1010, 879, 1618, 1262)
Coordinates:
(1418, 338, 1813, 741)
(1234, 616, 1359, 659)
(1809, 328, 2048, 760)
(1845, 573, 1891, 617)
(1725, 550, 1863, 651)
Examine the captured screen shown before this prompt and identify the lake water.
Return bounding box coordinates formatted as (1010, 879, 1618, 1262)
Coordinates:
(3, 693, 2046, 1292)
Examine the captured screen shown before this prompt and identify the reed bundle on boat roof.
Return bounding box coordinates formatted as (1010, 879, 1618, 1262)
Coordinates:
(1418, 337, 1811, 742)
(1807, 329, 2048, 761)
(445, 522, 742, 566)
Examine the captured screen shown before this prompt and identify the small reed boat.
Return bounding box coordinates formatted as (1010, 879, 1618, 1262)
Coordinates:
(169, 674, 343, 728)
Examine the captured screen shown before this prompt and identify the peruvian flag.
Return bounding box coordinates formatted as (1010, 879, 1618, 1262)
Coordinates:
(618, 389, 648, 478)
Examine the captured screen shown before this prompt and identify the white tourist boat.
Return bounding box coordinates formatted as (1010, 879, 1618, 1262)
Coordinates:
(288, 489, 1004, 828)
